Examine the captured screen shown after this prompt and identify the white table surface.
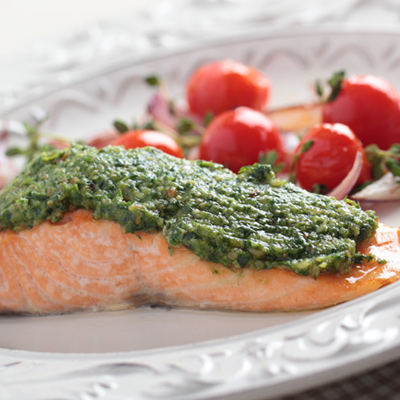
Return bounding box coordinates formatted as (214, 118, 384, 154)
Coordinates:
(1, 0, 399, 60)
(0, 0, 163, 58)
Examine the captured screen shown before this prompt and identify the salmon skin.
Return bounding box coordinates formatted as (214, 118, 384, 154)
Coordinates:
(1, 208, 399, 314)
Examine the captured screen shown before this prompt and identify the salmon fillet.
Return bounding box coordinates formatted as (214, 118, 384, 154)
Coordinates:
(0, 208, 399, 314)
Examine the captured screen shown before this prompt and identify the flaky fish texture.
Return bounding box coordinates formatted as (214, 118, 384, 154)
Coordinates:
(0, 209, 399, 314)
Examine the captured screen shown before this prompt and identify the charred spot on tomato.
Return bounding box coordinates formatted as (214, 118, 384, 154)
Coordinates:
(0, 144, 377, 277)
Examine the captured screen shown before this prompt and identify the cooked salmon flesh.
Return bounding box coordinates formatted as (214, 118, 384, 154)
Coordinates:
(0, 209, 399, 314)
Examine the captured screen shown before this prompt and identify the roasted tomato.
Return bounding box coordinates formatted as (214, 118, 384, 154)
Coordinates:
(199, 107, 285, 173)
(293, 123, 371, 192)
(186, 60, 270, 118)
(322, 73, 400, 149)
(111, 130, 183, 158)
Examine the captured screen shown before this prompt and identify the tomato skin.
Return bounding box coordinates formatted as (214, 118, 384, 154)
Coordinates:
(110, 130, 184, 158)
(199, 107, 284, 173)
(88, 131, 119, 148)
(186, 60, 270, 118)
(322, 75, 400, 149)
(294, 123, 371, 192)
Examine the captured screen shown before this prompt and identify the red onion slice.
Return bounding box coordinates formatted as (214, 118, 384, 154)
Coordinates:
(352, 172, 400, 201)
(147, 92, 177, 129)
(147, 91, 203, 130)
(268, 102, 322, 133)
(327, 151, 363, 200)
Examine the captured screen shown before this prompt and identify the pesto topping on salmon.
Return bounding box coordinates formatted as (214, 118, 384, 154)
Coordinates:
(0, 145, 377, 277)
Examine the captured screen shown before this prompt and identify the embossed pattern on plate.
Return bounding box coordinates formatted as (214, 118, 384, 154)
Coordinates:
(2, 0, 400, 113)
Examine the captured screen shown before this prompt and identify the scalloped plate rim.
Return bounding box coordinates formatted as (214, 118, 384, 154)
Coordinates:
(1, 278, 400, 359)
(3, 26, 400, 116)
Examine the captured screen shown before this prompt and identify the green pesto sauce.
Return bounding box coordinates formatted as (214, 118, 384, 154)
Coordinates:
(0, 145, 377, 277)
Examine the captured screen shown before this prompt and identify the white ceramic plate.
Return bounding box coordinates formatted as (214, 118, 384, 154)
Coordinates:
(2, 30, 400, 400)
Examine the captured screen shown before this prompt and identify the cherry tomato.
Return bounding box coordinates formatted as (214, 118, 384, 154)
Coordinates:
(186, 60, 270, 118)
(322, 74, 400, 149)
(111, 130, 184, 158)
(294, 123, 371, 192)
(199, 107, 284, 173)
(88, 131, 119, 148)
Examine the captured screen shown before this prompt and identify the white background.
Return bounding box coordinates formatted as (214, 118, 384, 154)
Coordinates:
(0, 0, 162, 58)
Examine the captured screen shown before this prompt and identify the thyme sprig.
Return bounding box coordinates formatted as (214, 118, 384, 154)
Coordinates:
(258, 150, 285, 174)
(146, 75, 207, 134)
(121, 74, 210, 154)
(4, 118, 72, 162)
(316, 70, 346, 103)
(112, 119, 158, 134)
(288, 140, 314, 184)
(112, 116, 202, 152)
(365, 144, 400, 180)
